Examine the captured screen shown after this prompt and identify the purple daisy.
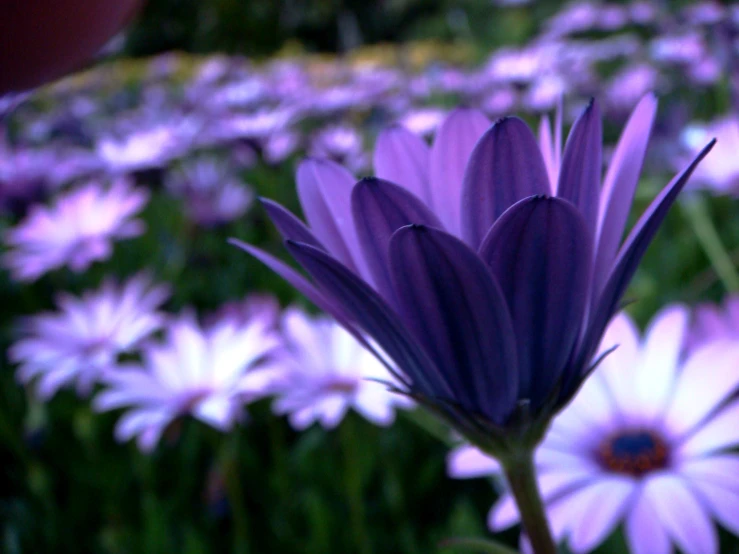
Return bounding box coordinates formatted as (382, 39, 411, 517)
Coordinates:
(259, 306, 413, 430)
(93, 308, 281, 452)
(448, 306, 739, 554)
(11, 274, 170, 399)
(679, 116, 739, 194)
(3, 178, 149, 281)
(687, 295, 739, 354)
(233, 94, 714, 455)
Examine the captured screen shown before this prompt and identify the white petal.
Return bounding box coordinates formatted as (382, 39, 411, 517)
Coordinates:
(625, 485, 671, 554)
(690, 478, 739, 535)
(446, 445, 500, 479)
(677, 399, 739, 458)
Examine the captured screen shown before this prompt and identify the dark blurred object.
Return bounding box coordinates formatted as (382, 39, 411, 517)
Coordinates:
(0, 0, 144, 94)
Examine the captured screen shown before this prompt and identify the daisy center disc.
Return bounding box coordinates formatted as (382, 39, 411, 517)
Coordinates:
(597, 429, 670, 476)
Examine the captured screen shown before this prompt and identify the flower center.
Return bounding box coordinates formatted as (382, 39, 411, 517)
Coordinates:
(597, 429, 670, 476)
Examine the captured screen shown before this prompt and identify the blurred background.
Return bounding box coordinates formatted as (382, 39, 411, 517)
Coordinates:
(3, 1, 739, 553)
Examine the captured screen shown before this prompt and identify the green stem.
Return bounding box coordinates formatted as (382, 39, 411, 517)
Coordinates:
(500, 451, 556, 554)
(223, 431, 250, 553)
(682, 196, 739, 293)
(340, 418, 372, 554)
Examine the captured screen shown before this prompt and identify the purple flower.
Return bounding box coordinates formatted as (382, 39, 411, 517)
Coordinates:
(309, 124, 368, 173)
(687, 295, 739, 354)
(448, 307, 739, 554)
(234, 95, 713, 451)
(11, 274, 170, 399)
(165, 155, 254, 227)
(679, 116, 739, 194)
(259, 307, 413, 430)
(3, 178, 149, 281)
(94, 309, 281, 452)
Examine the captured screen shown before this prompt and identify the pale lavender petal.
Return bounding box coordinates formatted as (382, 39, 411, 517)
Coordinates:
(664, 342, 739, 439)
(677, 399, 739, 458)
(690, 478, 739, 535)
(538, 114, 558, 190)
(678, 455, 739, 491)
(351, 177, 443, 304)
(643, 474, 717, 554)
(446, 445, 500, 478)
(625, 486, 672, 554)
(460, 116, 550, 248)
(593, 94, 657, 299)
(479, 196, 592, 408)
(388, 225, 518, 422)
(295, 158, 361, 272)
(429, 108, 490, 235)
(557, 99, 602, 235)
(373, 125, 431, 204)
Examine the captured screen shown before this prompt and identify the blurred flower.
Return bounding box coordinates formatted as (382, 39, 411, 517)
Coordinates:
(165, 155, 254, 227)
(680, 116, 739, 194)
(687, 295, 739, 354)
(309, 125, 368, 173)
(94, 308, 281, 452)
(11, 275, 169, 400)
(260, 307, 413, 430)
(236, 95, 713, 454)
(96, 125, 186, 174)
(3, 179, 149, 281)
(448, 307, 739, 554)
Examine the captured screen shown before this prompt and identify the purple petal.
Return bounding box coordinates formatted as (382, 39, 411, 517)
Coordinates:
(284, 240, 448, 397)
(557, 99, 602, 235)
(479, 196, 592, 408)
(429, 108, 490, 235)
(578, 139, 716, 375)
(593, 94, 658, 300)
(260, 198, 325, 249)
(460, 117, 550, 248)
(690, 479, 739, 536)
(388, 224, 518, 423)
(677, 398, 739, 458)
(295, 158, 362, 273)
(625, 488, 672, 554)
(351, 177, 444, 305)
(373, 125, 431, 205)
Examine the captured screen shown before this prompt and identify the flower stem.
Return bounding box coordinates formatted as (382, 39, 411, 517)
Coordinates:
(223, 431, 250, 553)
(682, 196, 739, 293)
(500, 451, 556, 554)
(340, 417, 372, 554)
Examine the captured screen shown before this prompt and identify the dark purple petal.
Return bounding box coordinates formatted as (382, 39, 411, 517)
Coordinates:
(479, 196, 592, 409)
(296, 158, 362, 273)
(593, 94, 658, 300)
(388, 225, 518, 423)
(577, 139, 716, 377)
(284, 240, 450, 397)
(260, 198, 325, 250)
(374, 125, 431, 205)
(557, 99, 602, 236)
(429, 108, 490, 235)
(351, 177, 444, 305)
(461, 116, 550, 248)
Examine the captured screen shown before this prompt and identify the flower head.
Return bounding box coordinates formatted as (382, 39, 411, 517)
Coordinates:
(686, 294, 739, 354)
(11, 274, 170, 399)
(3, 178, 148, 281)
(448, 307, 739, 554)
(234, 95, 713, 454)
(260, 307, 413, 430)
(679, 116, 739, 194)
(94, 307, 281, 452)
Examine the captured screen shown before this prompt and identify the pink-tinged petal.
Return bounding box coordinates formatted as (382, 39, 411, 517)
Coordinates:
(295, 158, 362, 273)
(479, 196, 592, 409)
(351, 178, 443, 305)
(634, 304, 689, 421)
(557, 99, 602, 235)
(429, 108, 490, 234)
(373, 125, 431, 204)
(593, 94, 658, 299)
(643, 474, 718, 554)
(577, 140, 716, 378)
(690, 478, 739, 535)
(388, 225, 518, 423)
(678, 455, 739, 491)
(260, 198, 325, 250)
(460, 117, 550, 248)
(625, 486, 672, 554)
(284, 240, 447, 397)
(664, 342, 739, 439)
(538, 114, 557, 190)
(193, 396, 236, 430)
(488, 493, 519, 531)
(548, 477, 635, 553)
(678, 399, 739, 458)
(446, 445, 500, 479)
